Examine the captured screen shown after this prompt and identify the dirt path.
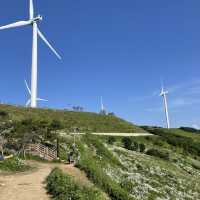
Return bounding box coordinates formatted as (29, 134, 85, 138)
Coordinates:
(60, 132, 153, 137)
(0, 161, 93, 200)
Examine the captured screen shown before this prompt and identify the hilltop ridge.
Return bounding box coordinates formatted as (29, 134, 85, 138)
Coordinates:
(0, 104, 145, 133)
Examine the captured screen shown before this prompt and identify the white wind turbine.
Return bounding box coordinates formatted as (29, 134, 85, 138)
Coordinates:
(160, 84, 170, 129)
(25, 80, 47, 107)
(0, 0, 61, 108)
(100, 96, 107, 115)
(101, 96, 105, 112)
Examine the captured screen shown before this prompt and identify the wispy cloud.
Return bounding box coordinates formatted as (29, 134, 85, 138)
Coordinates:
(145, 107, 162, 112)
(128, 92, 158, 103)
(129, 78, 200, 104)
(144, 79, 200, 112)
(170, 98, 200, 108)
(129, 78, 200, 115)
(192, 124, 200, 130)
(168, 78, 200, 95)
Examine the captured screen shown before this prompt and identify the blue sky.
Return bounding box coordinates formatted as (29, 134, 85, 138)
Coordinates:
(0, 0, 200, 128)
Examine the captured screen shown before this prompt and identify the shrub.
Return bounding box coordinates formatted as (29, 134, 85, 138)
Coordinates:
(120, 179, 135, 193)
(122, 137, 139, 152)
(146, 149, 170, 161)
(144, 127, 200, 157)
(122, 137, 132, 150)
(46, 168, 104, 200)
(0, 157, 31, 172)
(139, 143, 145, 153)
(0, 110, 8, 118)
(107, 137, 116, 145)
(83, 135, 121, 166)
(179, 127, 199, 133)
(132, 141, 139, 151)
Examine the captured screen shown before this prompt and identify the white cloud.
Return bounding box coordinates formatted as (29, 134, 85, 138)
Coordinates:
(192, 124, 200, 130)
(170, 98, 200, 108)
(168, 78, 200, 94)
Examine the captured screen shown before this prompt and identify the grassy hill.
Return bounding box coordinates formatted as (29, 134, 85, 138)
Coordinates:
(49, 128, 200, 200)
(0, 104, 145, 133)
(1, 105, 200, 199)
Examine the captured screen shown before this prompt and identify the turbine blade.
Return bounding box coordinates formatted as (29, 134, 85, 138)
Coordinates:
(26, 99, 31, 107)
(37, 28, 62, 60)
(30, 0, 34, 19)
(0, 20, 31, 30)
(37, 98, 48, 102)
(24, 80, 31, 95)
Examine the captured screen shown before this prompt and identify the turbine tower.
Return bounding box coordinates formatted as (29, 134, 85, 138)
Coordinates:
(101, 96, 105, 112)
(160, 85, 170, 129)
(0, 0, 61, 108)
(100, 96, 106, 115)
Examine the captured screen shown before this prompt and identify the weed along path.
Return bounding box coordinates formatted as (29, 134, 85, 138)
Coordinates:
(0, 161, 93, 200)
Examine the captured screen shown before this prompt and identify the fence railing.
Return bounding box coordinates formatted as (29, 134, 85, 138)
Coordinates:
(26, 143, 57, 161)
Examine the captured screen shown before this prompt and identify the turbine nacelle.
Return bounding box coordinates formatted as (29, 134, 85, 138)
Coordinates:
(160, 87, 168, 96)
(32, 15, 43, 23)
(160, 91, 168, 96)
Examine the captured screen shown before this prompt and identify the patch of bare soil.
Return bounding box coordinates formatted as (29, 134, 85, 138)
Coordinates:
(0, 161, 109, 200)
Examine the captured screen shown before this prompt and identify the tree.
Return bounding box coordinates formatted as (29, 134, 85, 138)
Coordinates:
(13, 119, 41, 158)
(139, 143, 145, 153)
(50, 120, 63, 158)
(100, 110, 107, 115)
(0, 120, 13, 156)
(122, 137, 132, 150)
(0, 135, 7, 156)
(107, 137, 116, 145)
(108, 112, 115, 116)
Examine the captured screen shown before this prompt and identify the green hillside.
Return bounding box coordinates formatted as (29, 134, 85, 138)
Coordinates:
(48, 129, 200, 200)
(0, 104, 145, 133)
(1, 105, 200, 199)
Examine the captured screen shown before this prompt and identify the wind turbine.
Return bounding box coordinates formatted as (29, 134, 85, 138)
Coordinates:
(101, 96, 105, 112)
(0, 0, 61, 108)
(100, 96, 106, 115)
(25, 80, 47, 107)
(160, 84, 170, 129)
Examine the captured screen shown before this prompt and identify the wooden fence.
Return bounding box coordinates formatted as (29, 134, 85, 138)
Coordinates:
(25, 143, 57, 161)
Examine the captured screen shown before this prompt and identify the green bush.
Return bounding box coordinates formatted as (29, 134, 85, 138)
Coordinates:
(83, 135, 121, 166)
(0, 157, 31, 172)
(122, 137, 140, 152)
(122, 137, 132, 150)
(46, 168, 104, 200)
(107, 137, 116, 145)
(0, 110, 8, 118)
(139, 143, 145, 153)
(144, 127, 200, 157)
(146, 149, 170, 161)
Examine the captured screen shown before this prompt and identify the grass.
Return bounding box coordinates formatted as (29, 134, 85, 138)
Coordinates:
(142, 127, 200, 158)
(168, 128, 200, 142)
(1, 105, 200, 199)
(112, 147, 200, 200)
(75, 135, 134, 200)
(46, 167, 105, 200)
(0, 104, 145, 133)
(0, 157, 31, 172)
